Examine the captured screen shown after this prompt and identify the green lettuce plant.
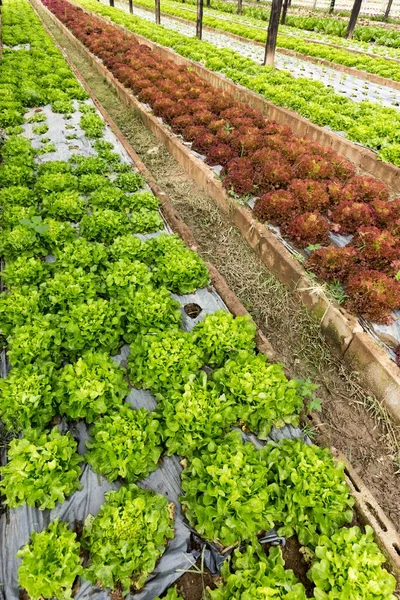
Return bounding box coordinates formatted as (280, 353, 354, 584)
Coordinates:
(1, 256, 49, 289)
(180, 431, 279, 546)
(59, 298, 123, 355)
(54, 238, 108, 272)
(128, 329, 204, 393)
(70, 154, 108, 175)
(122, 284, 182, 341)
(207, 542, 307, 599)
(78, 173, 109, 193)
(80, 208, 130, 243)
(55, 351, 129, 422)
(39, 267, 99, 312)
(89, 184, 127, 209)
(114, 171, 144, 192)
(144, 234, 209, 294)
(80, 112, 105, 137)
(213, 351, 316, 438)
(103, 258, 152, 297)
(17, 519, 83, 600)
(82, 484, 175, 593)
(0, 287, 43, 335)
(35, 172, 78, 196)
(0, 185, 35, 207)
(7, 315, 63, 367)
(263, 438, 354, 546)
(309, 525, 397, 599)
(1, 204, 37, 229)
(85, 404, 162, 481)
(158, 372, 237, 456)
(0, 427, 81, 509)
(129, 208, 163, 234)
(108, 234, 145, 261)
(41, 190, 87, 221)
(192, 310, 256, 367)
(0, 361, 57, 432)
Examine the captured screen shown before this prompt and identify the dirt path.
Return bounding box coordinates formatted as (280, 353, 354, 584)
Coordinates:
(42, 11, 400, 530)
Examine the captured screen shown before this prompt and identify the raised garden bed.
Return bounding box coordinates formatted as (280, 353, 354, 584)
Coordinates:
(33, 0, 400, 422)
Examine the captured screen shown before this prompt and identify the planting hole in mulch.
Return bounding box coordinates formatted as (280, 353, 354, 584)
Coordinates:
(184, 303, 202, 319)
(175, 560, 217, 600)
(279, 537, 315, 597)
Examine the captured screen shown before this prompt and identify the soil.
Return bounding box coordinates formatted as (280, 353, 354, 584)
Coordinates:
(281, 538, 314, 597)
(38, 8, 400, 534)
(175, 563, 217, 600)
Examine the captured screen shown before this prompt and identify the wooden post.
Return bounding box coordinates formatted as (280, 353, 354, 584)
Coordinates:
(196, 0, 204, 39)
(155, 0, 161, 24)
(384, 0, 393, 20)
(263, 0, 284, 66)
(281, 0, 289, 24)
(109, 0, 114, 6)
(329, 0, 335, 13)
(238, 0, 242, 14)
(128, 0, 133, 12)
(206, 0, 210, 6)
(345, 0, 362, 38)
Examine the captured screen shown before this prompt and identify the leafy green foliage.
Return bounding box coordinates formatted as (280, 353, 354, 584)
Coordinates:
(40, 267, 99, 312)
(192, 310, 256, 367)
(80, 112, 105, 138)
(89, 184, 127, 209)
(130, 208, 163, 234)
(125, 190, 160, 211)
(55, 238, 108, 272)
(128, 329, 204, 393)
(85, 404, 162, 481)
(0, 164, 34, 187)
(78, 173, 109, 193)
(144, 234, 209, 293)
(80, 208, 130, 243)
(108, 234, 145, 261)
(181, 431, 278, 546)
(213, 351, 314, 438)
(158, 372, 237, 456)
(1, 256, 49, 289)
(0, 362, 56, 432)
(35, 172, 78, 196)
(41, 217, 77, 249)
(17, 519, 83, 600)
(59, 298, 123, 355)
(7, 315, 63, 367)
(71, 155, 108, 175)
(263, 438, 354, 546)
(0, 185, 35, 207)
(0, 223, 47, 261)
(0, 287, 43, 335)
(1, 204, 37, 229)
(0, 427, 81, 509)
(122, 284, 182, 341)
(155, 587, 183, 600)
(207, 543, 307, 599)
(41, 190, 87, 221)
(114, 171, 144, 192)
(103, 258, 152, 297)
(55, 351, 129, 422)
(83, 484, 175, 593)
(309, 525, 397, 599)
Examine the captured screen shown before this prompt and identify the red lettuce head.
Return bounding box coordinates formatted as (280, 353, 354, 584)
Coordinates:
(289, 179, 330, 212)
(341, 176, 389, 203)
(351, 226, 399, 272)
(345, 270, 400, 324)
(281, 211, 331, 248)
(205, 144, 237, 166)
(253, 189, 300, 225)
(306, 246, 357, 283)
(192, 132, 217, 154)
(331, 201, 376, 235)
(372, 199, 400, 228)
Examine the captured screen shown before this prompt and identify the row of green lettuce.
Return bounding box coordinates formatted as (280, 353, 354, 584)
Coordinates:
(172, 0, 400, 48)
(72, 0, 400, 165)
(126, 0, 400, 82)
(0, 0, 397, 598)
